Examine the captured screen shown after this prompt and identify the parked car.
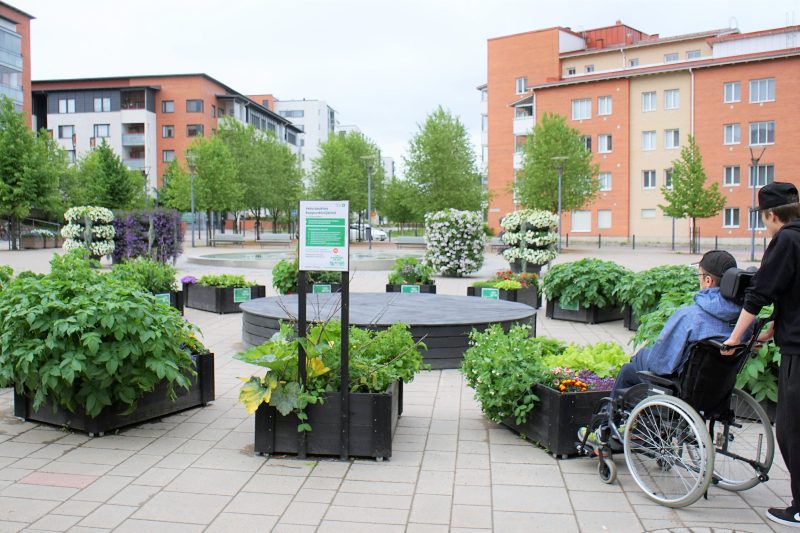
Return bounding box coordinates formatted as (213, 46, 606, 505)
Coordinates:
(349, 224, 387, 241)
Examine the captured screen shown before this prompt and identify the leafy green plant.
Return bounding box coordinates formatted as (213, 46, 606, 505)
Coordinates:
(541, 259, 631, 308)
(388, 257, 434, 285)
(110, 258, 178, 294)
(471, 281, 497, 289)
(494, 280, 522, 291)
(736, 306, 780, 403)
(271, 258, 343, 294)
(198, 274, 256, 288)
(489, 270, 538, 289)
(0, 251, 201, 417)
(632, 291, 696, 349)
(0, 266, 12, 291)
(614, 265, 697, 318)
(540, 342, 628, 378)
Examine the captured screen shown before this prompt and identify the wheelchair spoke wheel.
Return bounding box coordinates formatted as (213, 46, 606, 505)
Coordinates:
(713, 388, 774, 491)
(623, 395, 713, 508)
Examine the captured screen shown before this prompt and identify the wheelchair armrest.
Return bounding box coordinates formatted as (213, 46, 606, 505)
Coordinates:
(636, 371, 677, 388)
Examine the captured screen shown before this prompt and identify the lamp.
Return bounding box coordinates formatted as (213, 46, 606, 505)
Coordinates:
(551, 156, 568, 252)
(360, 155, 378, 250)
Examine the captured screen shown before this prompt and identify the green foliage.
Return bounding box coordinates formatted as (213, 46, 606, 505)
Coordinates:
(159, 160, 192, 212)
(613, 265, 698, 318)
(271, 258, 344, 294)
(76, 140, 144, 209)
(541, 259, 631, 308)
(0, 251, 200, 417)
(632, 291, 696, 349)
(736, 307, 781, 403)
(494, 280, 522, 291)
(0, 265, 13, 291)
(110, 258, 178, 294)
(540, 342, 628, 378)
(515, 113, 600, 212)
(382, 177, 423, 225)
(198, 274, 256, 288)
(403, 106, 482, 213)
(187, 135, 242, 212)
(489, 270, 539, 288)
(388, 257, 434, 285)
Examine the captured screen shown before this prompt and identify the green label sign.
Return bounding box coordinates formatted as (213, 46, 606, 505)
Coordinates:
(233, 287, 252, 303)
(401, 285, 421, 294)
(312, 284, 332, 294)
(481, 288, 500, 299)
(305, 218, 346, 247)
(154, 293, 171, 305)
(559, 299, 580, 311)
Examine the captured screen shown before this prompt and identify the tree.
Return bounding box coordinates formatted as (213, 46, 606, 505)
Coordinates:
(159, 160, 192, 212)
(660, 135, 726, 253)
(261, 134, 303, 235)
(404, 107, 482, 214)
(515, 113, 599, 213)
(382, 177, 423, 230)
(76, 140, 144, 209)
(186, 136, 240, 244)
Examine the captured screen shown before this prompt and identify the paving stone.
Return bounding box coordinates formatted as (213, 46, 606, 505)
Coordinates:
(454, 484, 492, 506)
(40, 462, 111, 477)
(490, 444, 555, 465)
(52, 500, 100, 517)
(324, 505, 409, 525)
(132, 467, 182, 487)
(154, 453, 198, 469)
(456, 452, 490, 470)
(409, 494, 452, 525)
(271, 525, 319, 533)
(317, 520, 405, 533)
(569, 490, 633, 512)
(345, 463, 418, 484)
(29, 513, 82, 532)
(0, 441, 44, 458)
(279, 501, 328, 525)
(106, 454, 163, 478)
(457, 440, 489, 454)
(415, 470, 454, 495)
(492, 511, 580, 533)
(113, 519, 206, 532)
(492, 462, 563, 487)
(333, 491, 413, 510)
(563, 472, 623, 492)
(19, 472, 97, 489)
(422, 451, 456, 471)
(132, 491, 230, 524)
(241, 473, 304, 495)
(82, 436, 153, 451)
(451, 504, 492, 529)
(78, 504, 136, 529)
(1, 482, 78, 500)
(205, 513, 278, 532)
(0, 496, 59, 522)
(192, 448, 266, 471)
(223, 491, 292, 515)
(166, 467, 253, 496)
(301, 476, 342, 490)
(294, 487, 337, 503)
(107, 484, 161, 506)
(338, 479, 416, 496)
(575, 510, 644, 533)
(492, 485, 572, 514)
(10, 429, 66, 445)
(140, 438, 189, 457)
(73, 476, 132, 503)
(455, 468, 491, 487)
(58, 447, 134, 466)
(405, 525, 450, 533)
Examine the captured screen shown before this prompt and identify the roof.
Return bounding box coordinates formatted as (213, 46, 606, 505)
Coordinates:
(708, 25, 800, 43)
(560, 28, 736, 58)
(0, 1, 34, 20)
(488, 26, 574, 42)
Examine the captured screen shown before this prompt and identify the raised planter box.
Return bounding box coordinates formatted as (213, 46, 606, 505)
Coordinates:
(254, 381, 403, 460)
(501, 384, 608, 458)
(622, 306, 642, 331)
(545, 298, 623, 324)
(467, 286, 538, 308)
(509, 260, 544, 275)
(153, 290, 185, 316)
(21, 236, 45, 249)
(14, 352, 215, 437)
(307, 283, 342, 294)
(184, 283, 266, 314)
(385, 284, 437, 294)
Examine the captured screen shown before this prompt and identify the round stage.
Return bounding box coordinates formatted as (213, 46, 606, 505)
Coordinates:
(240, 293, 537, 369)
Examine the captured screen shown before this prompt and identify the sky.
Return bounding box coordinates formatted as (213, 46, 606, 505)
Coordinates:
(13, 0, 799, 177)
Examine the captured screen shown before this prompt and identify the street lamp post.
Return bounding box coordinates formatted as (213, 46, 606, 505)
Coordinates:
(749, 145, 767, 262)
(551, 156, 568, 253)
(142, 167, 151, 209)
(187, 154, 197, 248)
(360, 155, 378, 250)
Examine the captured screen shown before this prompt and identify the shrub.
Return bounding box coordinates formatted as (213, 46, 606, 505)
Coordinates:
(112, 209, 184, 263)
(62, 206, 116, 257)
(424, 209, 485, 277)
(388, 257, 434, 285)
(614, 265, 698, 318)
(271, 259, 345, 295)
(198, 274, 256, 288)
(0, 266, 12, 291)
(110, 258, 178, 294)
(500, 209, 558, 266)
(541, 258, 631, 308)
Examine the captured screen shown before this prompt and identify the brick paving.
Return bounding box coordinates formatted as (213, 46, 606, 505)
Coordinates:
(0, 244, 793, 532)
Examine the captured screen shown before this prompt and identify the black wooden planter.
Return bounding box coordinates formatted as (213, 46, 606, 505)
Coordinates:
(545, 298, 623, 324)
(254, 381, 403, 460)
(14, 352, 215, 437)
(385, 284, 437, 294)
(467, 286, 538, 308)
(509, 260, 544, 275)
(184, 283, 266, 314)
(307, 283, 342, 294)
(622, 306, 642, 331)
(153, 290, 185, 316)
(501, 384, 608, 458)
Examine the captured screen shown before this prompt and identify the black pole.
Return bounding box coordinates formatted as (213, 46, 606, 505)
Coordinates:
(671, 218, 675, 251)
(297, 269, 308, 459)
(632, 235, 636, 250)
(565, 233, 569, 248)
(715, 236, 718, 250)
(598, 234, 601, 249)
(340, 271, 350, 460)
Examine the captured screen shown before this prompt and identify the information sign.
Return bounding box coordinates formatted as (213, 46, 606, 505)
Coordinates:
(299, 201, 349, 272)
(401, 285, 421, 294)
(154, 293, 172, 305)
(233, 287, 252, 303)
(481, 288, 500, 299)
(312, 284, 332, 294)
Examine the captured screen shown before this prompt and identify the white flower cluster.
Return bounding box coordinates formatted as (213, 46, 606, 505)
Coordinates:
(31, 228, 55, 237)
(500, 209, 557, 232)
(503, 247, 558, 264)
(60, 224, 83, 239)
(89, 241, 115, 256)
(63, 205, 115, 257)
(424, 209, 485, 277)
(500, 209, 558, 267)
(501, 230, 558, 247)
(91, 225, 116, 240)
(64, 206, 114, 224)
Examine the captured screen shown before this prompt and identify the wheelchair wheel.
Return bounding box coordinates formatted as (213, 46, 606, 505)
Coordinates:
(623, 395, 714, 508)
(713, 388, 774, 491)
(598, 457, 617, 484)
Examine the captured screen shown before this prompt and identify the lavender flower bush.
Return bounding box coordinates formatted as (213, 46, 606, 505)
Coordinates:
(113, 209, 184, 263)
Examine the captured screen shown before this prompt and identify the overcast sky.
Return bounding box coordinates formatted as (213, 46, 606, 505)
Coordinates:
(14, 0, 799, 176)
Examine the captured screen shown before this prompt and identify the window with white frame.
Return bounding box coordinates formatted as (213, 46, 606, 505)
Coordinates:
(585, 65, 595, 73)
(58, 98, 76, 114)
(664, 129, 679, 149)
(598, 134, 612, 153)
(664, 89, 680, 110)
(93, 124, 110, 138)
(724, 165, 740, 186)
(628, 58, 640, 67)
(664, 168, 673, 189)
(723, 208, 740, 228)
(598, 172, 612, 191)
(724, 81, 741, 103)
(749, 164, 774, 188)
(723, 124, 740, 145)
(162, 150, 175, 163)
(686, 50, 701, 59)
(515, 77, 527, 94)
(597, 210, 612, 229)
(750, 209, 767, 230)
(481, 115, 487, 132)
(749, 78, 775, 103)
(566, 67, 576, 76)
(571, 98, 591, 120)
(162, 125, 174, 138)
(581, 135, 592, 152)
(642, 131, 656, 151)
(664, 52, 679, 62)
(641, 209, 657, 219)
(571, 210, 592, 232)
(643, 170, 657, 189)
(93, 97, 111, 112)
(58, 125, 74, 139)
(642, 91, 656, 112)
(598, 96, 612, 115)
(749, 121, 775, 145)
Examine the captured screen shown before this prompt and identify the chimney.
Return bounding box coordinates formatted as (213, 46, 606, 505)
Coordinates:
(616, 20, 622, 25)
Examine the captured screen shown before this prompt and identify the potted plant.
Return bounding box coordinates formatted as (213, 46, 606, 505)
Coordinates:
(110, 258, 183, 315)
(466, 270, 539, 307)
(613, 265, 697, 331)
(272, 258, 343, 295)
(424, 209, 485, 277)
(0, 251, 214, 436)
(386, 257, 436, 294)
(184, 274, 266, 314)
(20, 231, 46, 249)
(237, 321, 427, 459)
(541, 259, 630, 324)
(61, 206, 116, 261)
(462, 324, 626, 457)
(500, 209, 559, 274)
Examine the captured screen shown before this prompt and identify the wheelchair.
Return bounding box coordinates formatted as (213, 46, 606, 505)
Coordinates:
(578, 269, 775, 508)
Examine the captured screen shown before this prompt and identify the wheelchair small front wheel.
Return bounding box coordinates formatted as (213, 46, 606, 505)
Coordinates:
(598, 457, 617, 484)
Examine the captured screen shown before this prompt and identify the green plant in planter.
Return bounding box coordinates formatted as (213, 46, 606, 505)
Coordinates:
(632, 291, 696, 349)
(614, 265, 698, 318)
(271, 258, 344, 294)
(541, 258, 631, 308)
(388, 257, 434, 285)
(490, 270, 539, 289)
(471, 280, 522, 290)
(110, 258, 178, 294)
(0, 251, 202, 417)
(540, 342, 628, 379)
(198, 274, 256, 288)
(0, 266, 12, 291)
(736, 306, 780, 403)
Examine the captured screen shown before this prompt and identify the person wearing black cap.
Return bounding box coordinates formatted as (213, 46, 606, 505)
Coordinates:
(722, 181, 800, 527)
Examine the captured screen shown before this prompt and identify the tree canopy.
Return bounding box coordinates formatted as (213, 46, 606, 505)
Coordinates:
(382, 177, 423, 226)
(75, 140, 144, 209)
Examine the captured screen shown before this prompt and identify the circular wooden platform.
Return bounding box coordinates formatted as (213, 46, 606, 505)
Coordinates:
(240, 293, 536, 369)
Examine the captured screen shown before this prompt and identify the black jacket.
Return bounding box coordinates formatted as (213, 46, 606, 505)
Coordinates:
(744, 220, 800, 355)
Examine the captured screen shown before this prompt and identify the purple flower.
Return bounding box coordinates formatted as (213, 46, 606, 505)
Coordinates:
(181, 276, 198, 284)
(576, 370, 615, 392)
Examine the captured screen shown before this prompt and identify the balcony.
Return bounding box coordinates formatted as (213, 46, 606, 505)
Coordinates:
(513, 152, 523, 170)
(124, 159, 146, 170)
(513, 116, 535, 136)
(0, 83, 23, 104)
(122, 134, 145, 146)
(0, 48, 23, 69)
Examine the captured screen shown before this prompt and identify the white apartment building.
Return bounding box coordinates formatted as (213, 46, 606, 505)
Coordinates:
(272, 99, 338, 174)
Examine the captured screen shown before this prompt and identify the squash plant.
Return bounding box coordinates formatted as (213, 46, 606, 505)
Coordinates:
(613, 265, 697, 318)
(387, 257, 434, 285)
(0, 265, 12, 291)
(198, 274, 256, 288)
(541, 259, 631, 308)
(271, 258, 344, 295)
(0, 251, 202, 417)
(110, 258, 178, 294)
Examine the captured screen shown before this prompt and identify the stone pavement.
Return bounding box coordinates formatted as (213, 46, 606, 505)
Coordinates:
(0, 245, 793, 532)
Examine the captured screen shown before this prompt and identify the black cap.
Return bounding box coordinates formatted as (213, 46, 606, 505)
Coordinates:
(757, 182, 799, 211)
(697, 250, 737, 278)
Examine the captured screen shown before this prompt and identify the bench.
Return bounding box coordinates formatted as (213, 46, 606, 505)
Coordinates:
(489, 236, 509, 253)
(394, 236, 427, 250)
(257, 233, 294, 247)
(211, 234, 245, 247)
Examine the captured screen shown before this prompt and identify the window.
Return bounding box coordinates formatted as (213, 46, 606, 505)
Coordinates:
(581, 135, 592, 152)
(481, 115, 488, 132)
(480, 89, 487, 101)
(58, 98, 75, 114)
(211, 105, 216, 118)
(186, 124, 204, 137)
(598, 96, 612, 115)
(749, 164, 775, 188)
(641, 209, 657, 219)
(724, 82, 741, 103)
(597, 210, 612, 229)
(58, 125, 74, 139)
(664, 52, 679, 62)
(93, 124, 110, 138)
(664, 89, 680, 110)
(724, 165, 740, 186)
(186, 99, 204, 113)
(598, 172, 612, 191)
(749, 78, 775, 103)
(571, 211, 591, 232)
(664, 169, 673, 189)
(566, 67, 576, 76)
(93, 97, 111, 112)
(162, 100, 174, 113)
(121, 91, 144, 110)
(515, 77, 527, 94)
(598, 134, 612, 153)
(749, 121, 775, 145)
(750, 210, 767, 230)
(571, 98, 591, 120)
(162, 150, 175, 163)
(585, 65, 595, 73)
(279, 109, 305, 118)
(643, 170, 657, 189)
(724, 124, 741, 145)
(642, 91, 656, 112)
(162, 125, 174, 138)
(664, 129, 680, 149)
(687, 50, 701, 59)
(67, 150, 76, 164)
(628, 58, 640, 67)
(642, 131, 656, 151)
(723, 208, 740, 228)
